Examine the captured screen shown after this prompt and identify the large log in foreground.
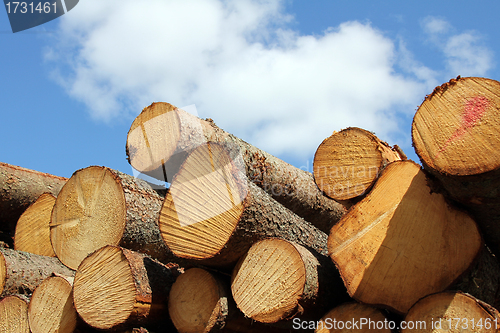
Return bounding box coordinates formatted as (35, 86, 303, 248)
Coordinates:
(328, 160, 482, 314)
(14, 192, 56, 257)
(0, 248, 74, 297)
(412, 76, 500, 256)
(313, 127, 404, 201)
(50, 166, 177, 270)
(402, 291, 500, 333)
(126, 102, 345, 233)
(159, 142, 329, 267)
(231, 238, 346, 324)
(0, 162, 67, 245)
(73, 245, 181, 331)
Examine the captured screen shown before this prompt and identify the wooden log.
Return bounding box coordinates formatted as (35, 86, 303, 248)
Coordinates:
(169, 267, 286, 333)
(50, 165, 182, 270)
(73, 245, 182, 331)
(402, 291, 500, 332)
(314, 302, 391, 332)
(159, 142, 330, 267)
(14, 192, 56, 257)
(328, 160, 482, 314)
(126, 102, 345, 233)
(231, 238, 347, 324)
(0, 248, 74, 297)
(412, 76, 500, 256)
(313, 127, 404, 201)
(0, 162, 67, 246)
(0, 294, 30, 333)
(28, 275, 77, 333)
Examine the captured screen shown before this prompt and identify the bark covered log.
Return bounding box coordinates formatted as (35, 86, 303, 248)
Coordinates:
(0, 248, 74, 298)
(73, 245, 182, 331)
(0, 294, 30, 333)
(50, 165, 185, 270)
(412, 76, 500, 256)
(28, 275, 77, 333)
(402, 291, 500, 332)
(328, 160, 482, 314)
(231, 238, 347, 325)
(0, 162, 67, 246)
(313, 127, 404, 201)
(159, 142, 329, 268)
(126, 102, 345, 233)
(14, 192, 56, 257)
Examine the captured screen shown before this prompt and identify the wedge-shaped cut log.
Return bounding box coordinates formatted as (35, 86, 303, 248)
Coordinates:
(328, 161, 481, 314)
(0, 294, 30, 333)
(159, 142, 329, 267)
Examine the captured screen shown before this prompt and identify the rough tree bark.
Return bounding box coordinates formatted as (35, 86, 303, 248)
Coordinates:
(328, 160, 482, 314)
(0, 248, 74, 298)
(412, 76, 500, 257)
(126, 102, 345, 233)
(159, 142, 329, 268)
(0, 162, 67, 245)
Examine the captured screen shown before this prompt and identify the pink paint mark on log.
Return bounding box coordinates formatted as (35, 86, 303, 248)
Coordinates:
(436, 96, 490, 158)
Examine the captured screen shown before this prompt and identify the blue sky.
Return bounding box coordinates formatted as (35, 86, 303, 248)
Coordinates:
(1, 1, 499, 179)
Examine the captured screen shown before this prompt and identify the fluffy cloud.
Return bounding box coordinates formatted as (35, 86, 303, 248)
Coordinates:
(45, 1, 493, 164)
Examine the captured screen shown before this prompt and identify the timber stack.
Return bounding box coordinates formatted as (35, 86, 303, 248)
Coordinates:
(0, 76, 499, 332)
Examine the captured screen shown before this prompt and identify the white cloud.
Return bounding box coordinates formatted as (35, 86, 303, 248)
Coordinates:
(421, 16, 494, 77)
(46, 2, 492, 163)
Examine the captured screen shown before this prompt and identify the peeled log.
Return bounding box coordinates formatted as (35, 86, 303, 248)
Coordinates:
(159, 142, 329, 267)
(50, 166, 177, 270)
(73, 245, 181, 331)
(313, 127, 404, 201)
(0, 248, 74, 297)
(328, 160, 482, 314)
(402, 291, 500, 333)
(0, 162, 67, 245)
(231, 238, 346, 324)
(14, 193, 56, 257)
(28, 275, 77, 333)
(0, 294, 30, 333)
(315, 302, 391, 333)
(126, 102, 345, 233)
(412, 76, 500, 256)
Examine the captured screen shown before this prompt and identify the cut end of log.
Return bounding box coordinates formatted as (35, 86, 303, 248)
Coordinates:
(14, 192, 56, 257)
(231, 238, 307, 323)
(159, 142, 247, 261)
(50, 166, 126, 270)
(403, 291, 500, 332)
(328, 160, 482, 314)
(313, 127, 402, 200)
(412, 76, 500, 176)
(28, 276, 77, 333)
(315, 302, 391, 333)
(168, 268, 227, 333)
(73, 245, 136, 330)
(0, 251, 5, 295)
(126, 102, 182, 179)
(0, 295, 30, 333)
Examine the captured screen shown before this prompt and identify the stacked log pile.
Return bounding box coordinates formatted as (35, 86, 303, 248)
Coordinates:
(0, 76, 500, 332)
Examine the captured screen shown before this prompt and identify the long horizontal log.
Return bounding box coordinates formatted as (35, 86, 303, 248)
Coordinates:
(0, 162, 67, 245)
(126, 102, 345, 233)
